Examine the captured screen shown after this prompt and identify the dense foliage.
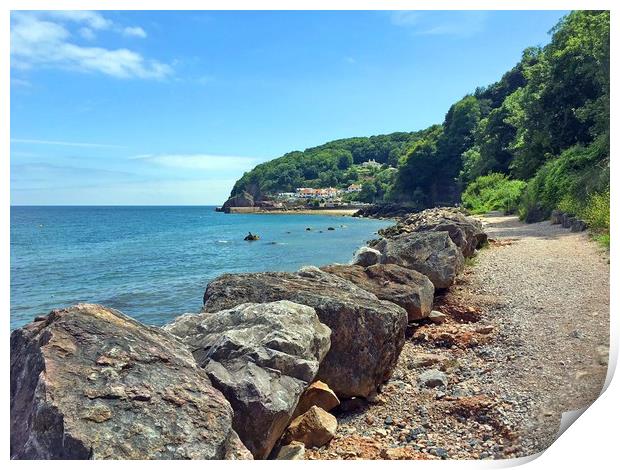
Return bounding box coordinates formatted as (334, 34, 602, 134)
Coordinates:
(461, 174, 526, 215)
(228, 11, 609, 239)
(230, 131, 431, 200)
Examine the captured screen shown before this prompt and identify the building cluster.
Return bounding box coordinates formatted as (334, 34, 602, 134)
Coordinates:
(277, 184, 362, 201)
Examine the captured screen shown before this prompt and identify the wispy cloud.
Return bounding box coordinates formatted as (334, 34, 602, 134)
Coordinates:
(10, 11, 171, 79)
(122, 26, 147, 38)
(11, 162, 138, 187)
(132, 154, 261, 171)
(11, 138, 127, 149)
(390, 11, 422, 27)
(390, 11, 488, 38)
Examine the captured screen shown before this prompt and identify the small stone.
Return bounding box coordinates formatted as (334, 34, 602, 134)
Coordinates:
(275, 442, 305, 460)
(475, 325, 494, 335)
(428, 311, 448, 325)
(418, 369, 448, 389)
(384, 416, 394, 426)
(431, 447, 449, 459)
(375, 429, 388, 437)
(282, 406, 337, 448)
(294, 381, 340, 417)
(596, 345, 609, 366)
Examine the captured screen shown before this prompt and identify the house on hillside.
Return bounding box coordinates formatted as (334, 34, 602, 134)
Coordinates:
(360, 159, 382, 169)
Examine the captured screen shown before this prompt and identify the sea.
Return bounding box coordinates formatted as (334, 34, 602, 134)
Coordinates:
(10, 206, 392, 330)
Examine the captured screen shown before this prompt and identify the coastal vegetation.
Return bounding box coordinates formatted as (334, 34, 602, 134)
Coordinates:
(227, 11, 609, 241)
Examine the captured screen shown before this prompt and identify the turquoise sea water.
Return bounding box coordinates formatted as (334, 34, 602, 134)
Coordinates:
(10, 206, 391, 330)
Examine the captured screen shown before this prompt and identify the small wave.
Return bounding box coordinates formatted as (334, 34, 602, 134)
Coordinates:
(216, 240, 230, 244)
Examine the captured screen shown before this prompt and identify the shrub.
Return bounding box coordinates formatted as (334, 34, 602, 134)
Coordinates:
(583, 190, 610, 233)
(461, 173, 526, 214)
(518, 137, 609, 222)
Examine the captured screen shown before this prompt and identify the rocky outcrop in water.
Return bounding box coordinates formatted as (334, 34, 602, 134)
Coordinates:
(372, 232, 464, 289)
(164, 300, 331, 459)
(202, 266, 408, 398)
(10, 304, 251, 460)
(222, 191, 254, 213)
(321, 264, 434, 320)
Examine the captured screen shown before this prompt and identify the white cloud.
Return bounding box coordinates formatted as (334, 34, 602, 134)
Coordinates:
(45, 11, 112, 30)
(132, 154, 261, 172)
(10, 11, 171, 79)
(123, 26, 147, 38)
(11, 138, 126, 148)
(390, 11, 488, 37)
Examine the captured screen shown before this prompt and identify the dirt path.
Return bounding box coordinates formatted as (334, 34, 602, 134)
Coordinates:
(306, 213, 609, 460)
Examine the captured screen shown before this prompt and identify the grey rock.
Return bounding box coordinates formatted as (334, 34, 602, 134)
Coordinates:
(374, 232, 464, 289)
(165, 300, 331, 459)
(321, 263, 434, 320)
(10, 304, 251, 460)
(428, 310, 448, 324)
(562, 215, 576, 229)
(378, 207, 487, 257)
(571, 219, 587, 232)
(550, 210, 563, 225)
(418, 369, 448, 389)
(202, 266, 408, 398)
(275, 442, 305, 460)
(352, 246, 382, 267)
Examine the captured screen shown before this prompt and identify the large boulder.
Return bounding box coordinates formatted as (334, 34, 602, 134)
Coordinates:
(222, 191, 254, 212)
(202, 267, 408, 399)
(351, 246, 382, 267)
(164, 301, 331, 459)
(321, 263, 434, 321)
(10, 304, 251, 460)
(374, 232, 464, 289)
(378, 207, 487, 257)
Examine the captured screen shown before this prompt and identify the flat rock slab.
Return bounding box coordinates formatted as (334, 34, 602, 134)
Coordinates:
(202, 266, 408, 399)
(374, 232, 464, 289)
(321, 263, 434, 320)
(10, 304, 251, 460)
(164, 300, 331, 459)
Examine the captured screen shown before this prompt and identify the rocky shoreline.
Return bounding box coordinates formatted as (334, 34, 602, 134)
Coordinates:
(11, 207, 493, 460)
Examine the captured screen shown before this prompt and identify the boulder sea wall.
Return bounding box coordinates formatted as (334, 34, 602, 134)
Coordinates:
(164, 300, 331, 459)
(202, 266, 408, 399)
(321, 263, 434, 321)
(10, 304, 251, 460)
(373, 231, 464, 289)
(377, 207, 487, 258)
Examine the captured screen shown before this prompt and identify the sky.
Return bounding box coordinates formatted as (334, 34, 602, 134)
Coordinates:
(10, 10, 568, 205)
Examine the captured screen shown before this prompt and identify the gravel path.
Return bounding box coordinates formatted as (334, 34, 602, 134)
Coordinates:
(471, 212, 610, 456)
(306, 212, 609, 460)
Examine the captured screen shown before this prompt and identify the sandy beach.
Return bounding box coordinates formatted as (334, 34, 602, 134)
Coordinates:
(228, 207, 360, 216)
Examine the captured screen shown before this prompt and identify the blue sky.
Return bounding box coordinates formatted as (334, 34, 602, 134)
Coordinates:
(10, 10, 567, 205)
